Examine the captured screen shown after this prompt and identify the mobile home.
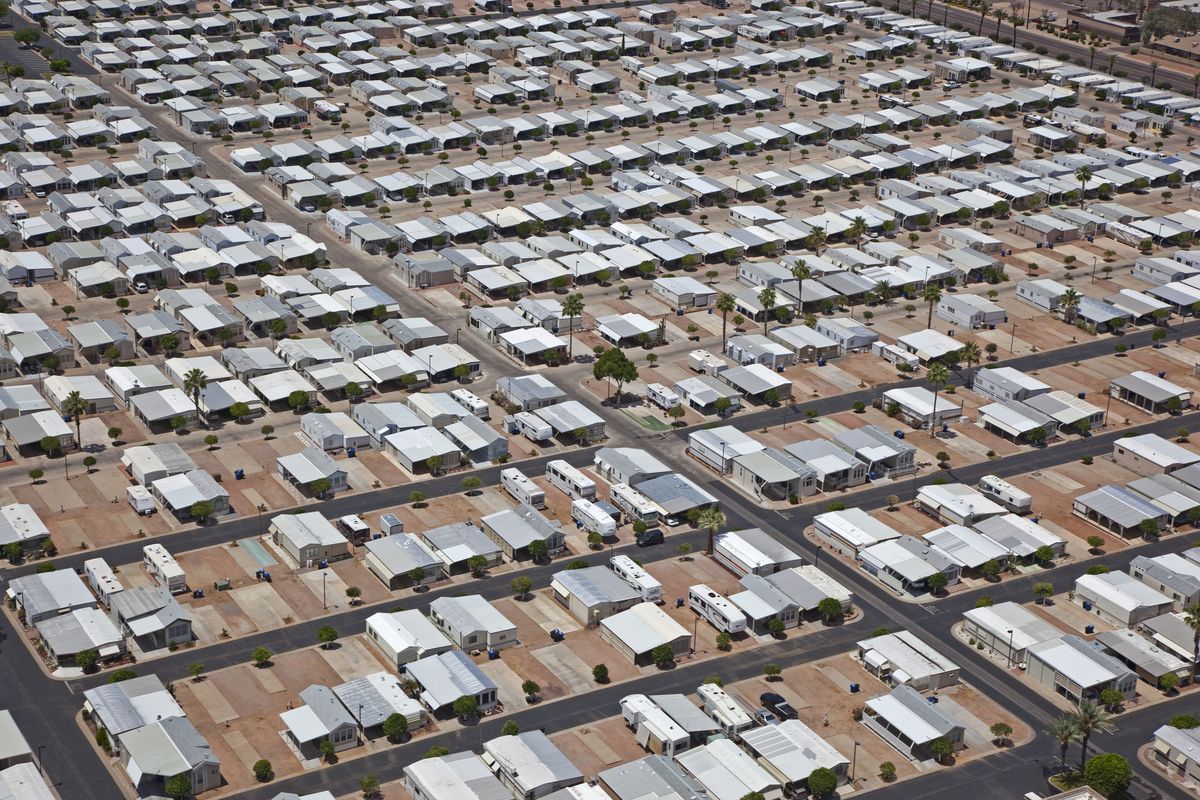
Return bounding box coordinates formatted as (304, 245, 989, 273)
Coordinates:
(978, 474, 1033, 513)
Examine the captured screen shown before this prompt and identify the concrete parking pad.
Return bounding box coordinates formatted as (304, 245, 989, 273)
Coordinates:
(318, 638, 389, 682)
(478, 658, 528, 710)
(222, 730, 263, 775)
(530, 644, 594, 695)
(231, 583, 292, 630)
(252, 666, 286, 694)
(187, 678, 240, 724)
(520, 593, 582, 634)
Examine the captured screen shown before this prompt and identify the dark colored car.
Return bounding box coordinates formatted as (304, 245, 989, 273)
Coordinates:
(635, 529, 665, 547)
(760, 692, 797, 720)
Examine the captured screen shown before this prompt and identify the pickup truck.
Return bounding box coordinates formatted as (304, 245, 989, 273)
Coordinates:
(760, 692, 798, 720)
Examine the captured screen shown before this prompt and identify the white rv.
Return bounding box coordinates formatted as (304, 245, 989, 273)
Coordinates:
(512, 412, 553, 442)
(84, 557, 124, 606)
(610, 482, 661, 525)
(979, 474, 1032, 514)
(688, 584, 747, 633)
(546, 459, 596, 500)
(143, 543, 187, 594)
(610, 554, 662, 603)
(573, 498, 617, 537)
(450, 389, 490, 420)
(696, 683, 755, 738)
(501, 467, 546, 509)
(647, 382, 682, 410)
(126, 484, 156, 515)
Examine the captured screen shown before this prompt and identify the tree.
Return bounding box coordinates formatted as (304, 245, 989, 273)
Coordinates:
(407, 566, 426, 586)
(345, 586, 362, 604)
(1075, 165, 1093, 209)
(1086, 535, 1104, 553)
(807, 767, 837, 799)
(767, 617, 786, 637)
(1160, 671, 1180, 694)
(926, 571, 948, 595)
(250, 646, 273, 667)
(1070, 700, 1114, 772)
(1170, 714, 1200, 729)
(1099, 688, 1123, 712)
(187, 662, 205, 681)
(791, 259, 811, 312)
(757, 287, 776, 335)
(425, 746, 450, 759)
(452, 695, 479, 719)
(929, 736, 953, 763)
(878, 762, 896, 781)
(361, 774, 381, 798)
(382, 713, 408, 742)
(1183, 603, 1200, 684)
(650, 644, 675, 667)
(959, 341, 981, 388)
(1084, 753, 1131, 798)
(317, 626, 338, 649)
(696, 507, 725, 555)
(1049, 715, 1078, 767)
(817, 597, 844, 623)
(319, 739, 336, 762)
(261, 424, 274, 439)
(310, 478, 332, 498)
(715, 631, 732, 651)
(40, 436, 61, 457)
(108, 668, 137, 684)
(164, 773, 192, 799)
(107, 426, 122, 443)
(1034, 545, 1056, 564)
(26, 469, 42, 485)
(183, 368, 209, 427)
(1139, 517, 1161, 539)
(926, 362, 949, 433)
(716, 292, 736, 348)
(979, 559, 1001, 580)
(75, 648, 99, 672)
(230, 402, 251, 422)
(409, 491, 426, 506)
(501, 721, 520, 736)
(1060, 288, 1081, 325)
(847, 216, 869, 251)
(190, 500, 214, 522)
(63, 390, 88, 451)
(467, 555, 488, 576)
(989, 722, 1013, 746)
(287, 390, 310, 411)
(344, 382, 363, 401)
(204, 434, 219, 451)
(923, 284, 942, 328)
(563, 292, 584, 361)
(511, 576, 533, 598)
(592, 664, 609, 683)
(1033, 582, 1054, 603)
(805, 227, 827, 255)
(253, 759, 273, 782)
(13, 29, 40, 47)
(169, 416, 187, 433)
(592, 347, 639, 403)
(521, 680, 540, 700)
(763, 663, 782, 680)
(527, 540, 549, 561)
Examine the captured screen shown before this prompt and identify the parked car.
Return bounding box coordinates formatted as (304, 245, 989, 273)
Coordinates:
(635, 529, 664, 547)
(754, 708, 779, 726)
(760, 692, 797, 720)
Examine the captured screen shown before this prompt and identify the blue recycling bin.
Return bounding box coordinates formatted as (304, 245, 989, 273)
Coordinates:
(850, 683, 859, 693)
(1083, 600, 1093, 611)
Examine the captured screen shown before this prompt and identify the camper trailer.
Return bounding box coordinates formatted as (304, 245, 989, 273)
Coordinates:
(511, 412, 553, 442)
(688, 584, 748, 633)
(84, 558, 125, 607)
(979, 474, 1033, 514)
(501, 467, 546, 509)
(573, 498, 618, 537)
(689, 350, 726, 374)
(450, 389, 490, 420)
(143, 543, 187, 594)
(647, 383, 682, 410)
(696, 682, 755, 738)
(126, 485, 156, 515)
(546, 459, 597, 500)
(610, 554, 663, 603)
(611, 482, 661, 526)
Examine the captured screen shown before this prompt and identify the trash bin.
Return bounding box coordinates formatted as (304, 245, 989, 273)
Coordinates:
(850, 683, 859, 693)
(1082, 600, 1093, 611)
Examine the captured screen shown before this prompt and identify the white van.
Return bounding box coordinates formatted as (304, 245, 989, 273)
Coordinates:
(450, 389, 490, 420)
(126, 485, 156, 515)
(688, 584, 748, 634)
(501, 467, 546, 509)
(610, 554, 662, 603)
(513, 412, 553, 442)
(573, 498, 618, 537)
(647, 382, 681, 410)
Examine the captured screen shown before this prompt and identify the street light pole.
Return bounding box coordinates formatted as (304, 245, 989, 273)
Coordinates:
(1006, 628, 1014, 669)
(851, 741, 858, 783)
(1009, 322, 1017, 353)
(322, 572, 327, 609)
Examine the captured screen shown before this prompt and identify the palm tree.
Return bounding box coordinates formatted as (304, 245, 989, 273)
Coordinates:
(1075, 166, 1092, 210)
(697, 507, 726, 555)
(1183, 604, 1200, 684)
(757, 287, 776, 335)
(874, 280, 895, 306)
(959, 341, 981, 388)
(1061, 288, 1081, 324)
(63, 390, 88, 450)
(926, 362, 949, 431)
(562, 292, 584, 361)
(1149, 60, 1160, 86)
(1070, 700, 1114, 772)
(716, 292, 736, 348)
(993, 7, 1005, 38)
(923, 284, 942, 328)
(805, 228, 827, 256)
(977, 0, 990, 34)
(847, 216, 869, 250)
(1048, 716, 1079, 769)
(790, 259, 810, 312)
(183, 368, 209, 427)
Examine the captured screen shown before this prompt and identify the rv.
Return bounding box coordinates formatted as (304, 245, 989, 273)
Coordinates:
(978, 474, 1032, 514)
(611, 482, 662, 525)
(512, 412, 553, 442)
(610, 554, 662, 603)
(84, 557, 124, 606)
(335, 514, 371, 544)
(573, 498, 618, 537)
(688, 350, 725, 374)
(647, 382, 681, 410)
(621, 695, 689, 756)
(696, 683, 755, 738)
(546, 459, 597, 500)
(688, 584, 748, 633)
(450, 389, 490, 420)
(143, 543, 187, 594)
(126, 484, 156, 515)
(501, 467, 546, 509)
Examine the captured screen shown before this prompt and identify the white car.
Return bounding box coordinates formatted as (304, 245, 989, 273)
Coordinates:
(133, 281, 149, 293)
